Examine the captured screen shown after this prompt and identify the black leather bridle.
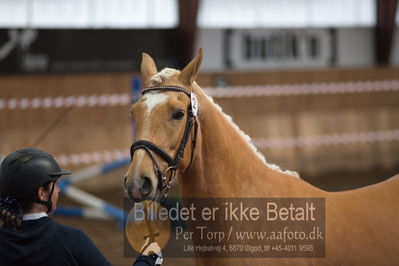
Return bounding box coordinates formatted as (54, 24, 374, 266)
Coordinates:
(130, 86, 199, 202)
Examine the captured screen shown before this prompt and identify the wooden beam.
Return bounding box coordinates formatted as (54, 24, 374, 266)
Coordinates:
(376, 0, 398, 64)
(177, 0, 199, 68)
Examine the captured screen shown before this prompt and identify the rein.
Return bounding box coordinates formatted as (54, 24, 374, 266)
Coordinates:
(130, 86, 199, 202)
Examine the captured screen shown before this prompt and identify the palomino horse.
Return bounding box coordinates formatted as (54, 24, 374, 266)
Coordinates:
(125, 49, 399, 265)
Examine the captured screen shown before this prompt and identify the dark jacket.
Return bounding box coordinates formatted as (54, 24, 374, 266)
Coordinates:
(0, 217, 156, 266)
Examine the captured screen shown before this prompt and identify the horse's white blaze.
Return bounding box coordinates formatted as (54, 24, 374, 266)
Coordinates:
(132, 150, 145, 179)
(144, 93, 169, 117)
(132, 93, 168, 183)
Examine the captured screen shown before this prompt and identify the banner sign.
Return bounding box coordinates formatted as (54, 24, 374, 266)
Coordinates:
(226, 29, 335, 69)
(196, 28, 337, 70)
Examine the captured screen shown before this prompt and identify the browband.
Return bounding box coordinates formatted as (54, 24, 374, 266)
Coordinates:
(142, 85, 191, 97)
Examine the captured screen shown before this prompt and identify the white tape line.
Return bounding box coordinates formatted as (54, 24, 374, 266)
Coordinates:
(204, 80, 399, 98)
(82, 208, 112, 220)
(61, 185, 124, 221)
(63, 186, 105, 209)
(1, 80, 398, 110)
(253, 129, 399, 149)
(68, 165, 102, 184)
(0, 93, 131, 110)
(57, 150, 129, 166)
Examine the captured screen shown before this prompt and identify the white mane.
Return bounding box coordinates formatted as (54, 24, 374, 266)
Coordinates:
(204, 93, 299, 178)
(150, 68, 300, 178)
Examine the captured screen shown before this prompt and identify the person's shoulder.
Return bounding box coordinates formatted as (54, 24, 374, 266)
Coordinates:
(59, 224, 87, 237)
(47, 219, 111, 265)
(50, 219, 90, 242)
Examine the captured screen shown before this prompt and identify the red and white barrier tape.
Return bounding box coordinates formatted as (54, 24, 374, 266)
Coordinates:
(204, 80, 399, 98)
(56, 149, 129, 166)
(1, 80, 398, 110)
(253, 129, 399, 149)
(0, 93, 130, 110)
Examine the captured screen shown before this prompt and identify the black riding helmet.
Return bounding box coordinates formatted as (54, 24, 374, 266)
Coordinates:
(0, 148, 71, 210)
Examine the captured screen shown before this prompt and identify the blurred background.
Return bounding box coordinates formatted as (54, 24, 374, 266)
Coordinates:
(0, 0, 398, 265)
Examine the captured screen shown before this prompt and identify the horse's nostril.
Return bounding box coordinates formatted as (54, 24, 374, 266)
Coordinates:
(124, 176, 128, 190)
(140, 176, 153, 197)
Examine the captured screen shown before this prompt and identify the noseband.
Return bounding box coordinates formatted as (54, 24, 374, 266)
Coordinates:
(130, 86, 199, 202)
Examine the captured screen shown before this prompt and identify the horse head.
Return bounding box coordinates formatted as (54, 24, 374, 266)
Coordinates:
(125, 49, 203, 202)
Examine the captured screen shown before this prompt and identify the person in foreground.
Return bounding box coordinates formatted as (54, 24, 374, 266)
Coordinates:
(0, 148, 162, 266)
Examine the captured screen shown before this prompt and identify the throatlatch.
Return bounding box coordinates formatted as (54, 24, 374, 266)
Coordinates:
(130, 86, 198, 202)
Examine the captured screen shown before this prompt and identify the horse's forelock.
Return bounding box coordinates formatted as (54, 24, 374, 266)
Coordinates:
(150, 68, 180, 86)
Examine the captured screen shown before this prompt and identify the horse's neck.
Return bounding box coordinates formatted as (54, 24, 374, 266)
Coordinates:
(179, 88, 320, 198)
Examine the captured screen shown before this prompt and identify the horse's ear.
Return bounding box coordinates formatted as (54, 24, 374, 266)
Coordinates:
(141, 52, 158, 87)
(179, 48, 203, 85)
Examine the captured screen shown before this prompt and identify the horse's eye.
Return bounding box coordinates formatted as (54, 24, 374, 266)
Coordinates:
(172, 110, 185, 120)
